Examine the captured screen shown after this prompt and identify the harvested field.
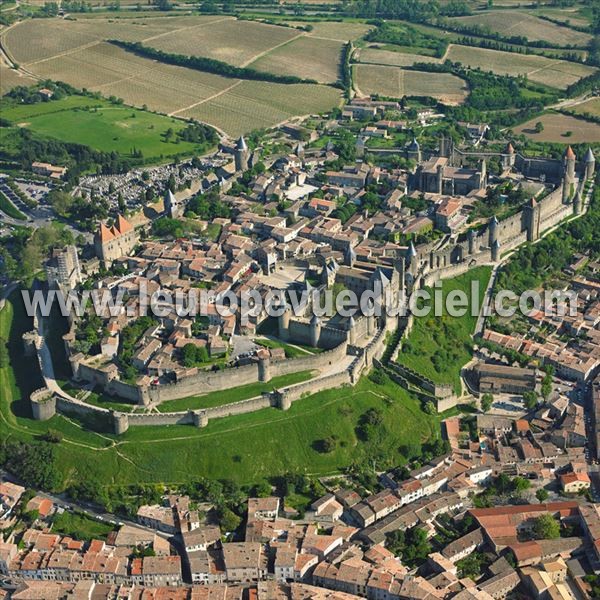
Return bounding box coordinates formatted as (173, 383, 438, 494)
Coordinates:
(180, 81, 341, 136)
(250, 36, 343, 83)
(147, 18, 300, 67)
(569, 97, 600, 118)
(451, 10, 591, 46)
(2, 19, 98, 65)
(0, 66, 35, 94)
(356, 47, 440, 67)
(514, 113, 600, 143)
(353, 64, 467, 105)
(1, 16, 231, 66)
(445, 44, 595, 89)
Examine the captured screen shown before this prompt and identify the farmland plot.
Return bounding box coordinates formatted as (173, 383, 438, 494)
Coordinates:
(445, 44, 596, 89)
(147, 19, 300, 67)
(354, 64, 467, 105)
(357, 47, 440, 67)
(181, 81, 341, 136)
(450, 11, 591, 46)
(514, 113, 600, 143)
(250, 36, 343, 83)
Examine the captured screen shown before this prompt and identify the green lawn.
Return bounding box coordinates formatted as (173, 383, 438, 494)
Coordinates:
(0, 95, 213, 162)
(396, 266, 492, 395)
(156, 370, 315, 413)
(1, 291, 438, 488)
(52, 510, 114, 541)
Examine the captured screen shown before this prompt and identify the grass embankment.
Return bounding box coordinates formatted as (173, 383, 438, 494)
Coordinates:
(254, 337, 320, 358)
(396, 266, 492, 395)
(156, 370, 315, 413)
(0, 191, 27, 220)
(1, 291, 438, 487)
(0, 95, 212, 163)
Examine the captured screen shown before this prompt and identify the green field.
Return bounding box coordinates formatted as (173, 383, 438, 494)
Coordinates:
(0, 95, 213, 162)
(0, 291, 438, 489)
(156, 370, 315, 413)
(52, 510, 114, 541)
(396, 266, 492, 395)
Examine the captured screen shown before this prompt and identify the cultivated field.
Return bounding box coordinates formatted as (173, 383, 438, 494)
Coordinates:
(356, 47, 440, 67)
(353, 64, 468, 105)
(445, 44, 596, 89)
(180, 80, 341, 136)
(147, 18, 300, 67)
(570, 97, 600, 118)
(514, 113, 600, 143)
(0, 66, 35, 94)
(250, 36, 343, 83)
(1, 15, 227, 65)
(0, 95, 210, 160)
(450, 10, 591, 46)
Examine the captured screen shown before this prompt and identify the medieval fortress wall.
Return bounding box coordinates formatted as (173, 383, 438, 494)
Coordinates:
(28, 148, 593, 433)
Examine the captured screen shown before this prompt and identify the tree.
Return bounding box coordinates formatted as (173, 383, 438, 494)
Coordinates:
(536, 488, 549, 503)
(218, 506, 240, 533)
(181, 343, 197, 368)
(480, 393, 493, 412)
(523, 390, 538, 410)
(512, 476, 531, 495)
(534, 121, 544, 133)
(424, 401, 437, 415)
(532, 513, 560, 540)
(48, 190, 75, 218)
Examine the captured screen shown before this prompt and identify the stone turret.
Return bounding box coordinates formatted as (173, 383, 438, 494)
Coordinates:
(468, 229, 477, 255)
(278, 303, 291, 341)
(347, 316, 356, 345)
(478, 159, 487, 188)
(488, 216, 498, 248)
(524, 197, 540, 242)
(258, 357, 271, 382)
(345, 244, 356, 267)
(574, 190, 583, 216)
(310, 314, 321, 348)
(584, 147, 595, 181)
(407, 137, 422, 163)
(491, 239, 501, 262)
(562, 146, 576, 203)
(30, 388, 56, 421)
(234, 136, 249, 172)
(112, 412, 129, 435)
(436, 164, 444, 195)
(407, 242, 418, 277)
(191, 410, 209, 428)
(503, 142, 516, 169)
(564, 145, 576, 180)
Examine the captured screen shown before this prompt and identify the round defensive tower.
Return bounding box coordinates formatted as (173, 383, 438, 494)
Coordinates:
(30, 388, 56, 421)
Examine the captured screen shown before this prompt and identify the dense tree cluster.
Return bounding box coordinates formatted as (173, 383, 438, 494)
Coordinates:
(0, 441, 60, 490)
